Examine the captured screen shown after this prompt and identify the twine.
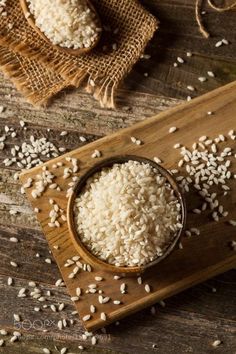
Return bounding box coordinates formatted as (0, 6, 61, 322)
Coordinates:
(196, 0, 236, 38)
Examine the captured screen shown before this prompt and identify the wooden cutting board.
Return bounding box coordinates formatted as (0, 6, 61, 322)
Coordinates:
(20, 81, 236, 332)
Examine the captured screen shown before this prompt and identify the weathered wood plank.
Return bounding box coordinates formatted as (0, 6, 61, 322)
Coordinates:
(0, 272, 235, 353)
(123, 0, 236, 99)
(0, 224, 61, 284)
(0, 79, 181, 135)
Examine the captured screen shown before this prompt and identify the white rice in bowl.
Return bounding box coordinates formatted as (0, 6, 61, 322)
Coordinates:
(74, 160, 183, 267)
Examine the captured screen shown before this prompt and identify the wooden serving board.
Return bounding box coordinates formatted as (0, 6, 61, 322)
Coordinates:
(20, 81, 236, 332)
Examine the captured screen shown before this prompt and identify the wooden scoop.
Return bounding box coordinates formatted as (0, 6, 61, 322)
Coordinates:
(20, 0, 101, 56)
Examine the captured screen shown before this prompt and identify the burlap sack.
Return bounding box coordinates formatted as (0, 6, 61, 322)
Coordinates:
(0, 0, 158, 107)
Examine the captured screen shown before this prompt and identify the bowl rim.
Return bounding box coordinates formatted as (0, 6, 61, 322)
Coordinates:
(67, 155, 186, 274)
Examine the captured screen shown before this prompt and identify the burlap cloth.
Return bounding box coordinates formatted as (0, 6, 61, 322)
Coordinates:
(0, 0, 158, 107)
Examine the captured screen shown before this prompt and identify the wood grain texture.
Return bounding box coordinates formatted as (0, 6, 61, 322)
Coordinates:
(127, 0, 236, 98)
(19, 81, 236, 332)
(1, 0, 236, 351)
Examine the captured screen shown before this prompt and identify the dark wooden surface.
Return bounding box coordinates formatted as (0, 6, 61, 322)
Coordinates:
(0, 0, 236, 353)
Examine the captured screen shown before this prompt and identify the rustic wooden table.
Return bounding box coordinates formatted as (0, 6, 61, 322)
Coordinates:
(0, 1, 236, 353)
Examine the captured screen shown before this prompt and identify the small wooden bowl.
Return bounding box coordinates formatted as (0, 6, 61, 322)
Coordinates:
(20, 0, 102, 56)
(67, 155, 186, 275)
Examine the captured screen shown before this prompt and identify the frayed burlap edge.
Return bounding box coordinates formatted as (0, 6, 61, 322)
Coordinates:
(1, 35, 125, 108)
(0, 28, 158, 108)
(0, 46, 71, 106)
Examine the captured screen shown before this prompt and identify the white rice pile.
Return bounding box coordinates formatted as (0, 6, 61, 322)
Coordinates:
(74, 160, 182, 267)
(27, 0, 101, 49)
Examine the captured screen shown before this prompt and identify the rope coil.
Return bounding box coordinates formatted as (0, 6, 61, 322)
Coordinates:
(196, 0, 236, 38)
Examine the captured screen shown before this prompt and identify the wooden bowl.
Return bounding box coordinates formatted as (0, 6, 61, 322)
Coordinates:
(67, 155, 186, 275)
(20, 0, 102, 56)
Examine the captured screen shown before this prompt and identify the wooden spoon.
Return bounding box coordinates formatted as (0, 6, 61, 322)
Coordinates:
(20, 0, 102, 56)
